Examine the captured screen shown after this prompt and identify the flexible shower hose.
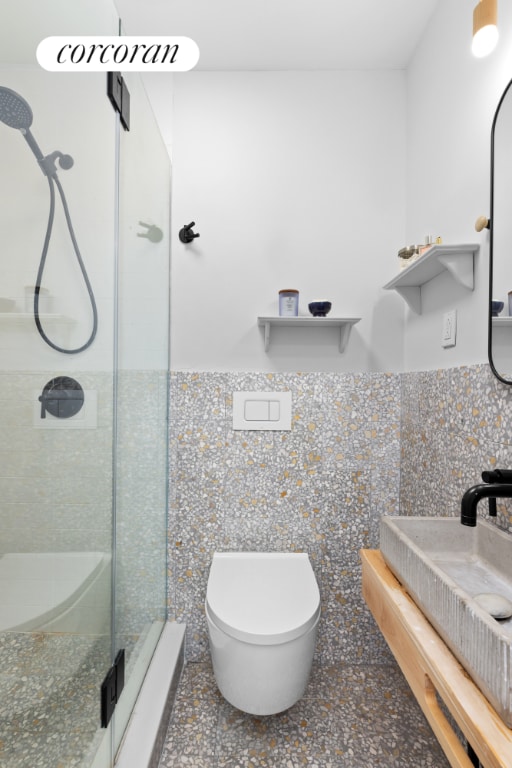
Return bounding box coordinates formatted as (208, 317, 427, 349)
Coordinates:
(35, 172, 98, 354)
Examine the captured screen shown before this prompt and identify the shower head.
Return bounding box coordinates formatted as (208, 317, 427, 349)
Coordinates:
(0, 86, 33, 131)
(0, 85, 44, 165)
(0, 85, 74, 176)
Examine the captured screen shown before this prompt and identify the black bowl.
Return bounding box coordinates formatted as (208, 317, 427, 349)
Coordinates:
(492, 300, 504, 317)
(308, 301, 332, 317)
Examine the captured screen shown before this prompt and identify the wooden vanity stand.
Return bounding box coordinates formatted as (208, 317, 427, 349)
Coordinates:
(361, 549, 512, 768)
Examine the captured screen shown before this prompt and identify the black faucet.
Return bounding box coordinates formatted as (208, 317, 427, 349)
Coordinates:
(461, 469, 512, 526)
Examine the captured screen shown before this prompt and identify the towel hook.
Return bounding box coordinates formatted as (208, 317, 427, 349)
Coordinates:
(179, 221, 200, 243)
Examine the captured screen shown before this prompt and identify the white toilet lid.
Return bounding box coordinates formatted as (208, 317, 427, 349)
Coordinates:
(205, 552, 321, 645)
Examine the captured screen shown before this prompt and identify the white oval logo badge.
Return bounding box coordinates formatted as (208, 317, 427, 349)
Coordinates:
(37, 36, 200, 72)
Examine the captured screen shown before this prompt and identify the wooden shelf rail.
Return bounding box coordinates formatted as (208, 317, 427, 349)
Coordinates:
(361, 549, 512, 768)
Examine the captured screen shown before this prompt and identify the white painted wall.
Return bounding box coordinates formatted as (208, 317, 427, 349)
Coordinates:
(0, 67, 117, 372)
(0, 66, 170, 373)
(118, 71, 171, 371)
(404, 0, 512, 371)
(146, 0, 512, 375)
(166, 71, 406, 372)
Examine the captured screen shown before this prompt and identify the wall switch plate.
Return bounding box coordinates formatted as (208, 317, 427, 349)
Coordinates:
(442, 309, 457, 348)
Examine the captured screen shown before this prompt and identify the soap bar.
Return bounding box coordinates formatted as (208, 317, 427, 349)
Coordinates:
(474, 592, 512, 619)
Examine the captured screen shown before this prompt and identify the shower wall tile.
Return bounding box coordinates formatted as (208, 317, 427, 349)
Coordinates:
(0, 371, 114, 555)
(0, 367, 168, 654)
(168, 371, 401, 664)
(114, 370, 169, 645)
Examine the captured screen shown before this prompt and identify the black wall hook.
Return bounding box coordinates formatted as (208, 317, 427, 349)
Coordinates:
(179, 222, 200, 243)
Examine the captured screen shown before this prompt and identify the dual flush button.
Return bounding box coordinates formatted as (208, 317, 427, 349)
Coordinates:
(232, 391, 292, 431)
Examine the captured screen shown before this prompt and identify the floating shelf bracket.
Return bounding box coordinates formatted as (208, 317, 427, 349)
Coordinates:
(392, 286, 423, 315)
(383, 244, 479, 314)
(257, 316, 361, 353)
(437, 252, 474, 290)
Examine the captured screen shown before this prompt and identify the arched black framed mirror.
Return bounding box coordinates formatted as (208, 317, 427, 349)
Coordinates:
(489, 77, 512, 384)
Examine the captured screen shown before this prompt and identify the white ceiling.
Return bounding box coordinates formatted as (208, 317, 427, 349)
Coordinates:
(113, 0, 441, 70)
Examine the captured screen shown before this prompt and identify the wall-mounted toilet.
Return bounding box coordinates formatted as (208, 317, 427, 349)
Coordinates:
(205, 551, 321, 716)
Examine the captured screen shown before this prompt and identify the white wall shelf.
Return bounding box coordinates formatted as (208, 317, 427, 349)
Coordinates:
(257, 316, 361, 353)
(0, 313, 72, 325)
(383, 243, 479, 314)
(492, 317, 512, 327)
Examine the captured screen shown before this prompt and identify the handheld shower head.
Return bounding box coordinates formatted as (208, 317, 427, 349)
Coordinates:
(0, 85, 74, 176)
(0, 85, 45, 165)
(0, 85, 96, 354)
(0, 86, 33, 130)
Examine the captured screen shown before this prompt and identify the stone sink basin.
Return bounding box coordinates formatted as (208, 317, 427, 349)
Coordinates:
(380, 515, 512, 726)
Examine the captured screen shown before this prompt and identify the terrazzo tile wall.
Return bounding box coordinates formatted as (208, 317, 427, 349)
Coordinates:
(0, 369, 167, 644)
(0, 371, 113, 554)
(114, 370, 169, 647)
(168, 371, 401, 664)
(400, 363, 512, 528)
(168, 363, 512, 665)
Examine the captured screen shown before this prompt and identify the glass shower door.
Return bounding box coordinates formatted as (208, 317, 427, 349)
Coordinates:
(0, 1, 119, 766)
(111, 70, 170, 759)
(0, 3, 171, 765)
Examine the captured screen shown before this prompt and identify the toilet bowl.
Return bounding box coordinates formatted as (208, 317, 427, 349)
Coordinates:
(205, 551, 321, 715)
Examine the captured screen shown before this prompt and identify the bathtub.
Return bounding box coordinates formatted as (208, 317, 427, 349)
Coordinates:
(0, 551, 111, 634)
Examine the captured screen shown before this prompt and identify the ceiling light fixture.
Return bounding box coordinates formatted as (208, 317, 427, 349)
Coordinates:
(472, 0, 499, 57)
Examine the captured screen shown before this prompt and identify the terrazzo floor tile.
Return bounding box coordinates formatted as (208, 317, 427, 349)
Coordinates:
(158, 661, 451, 768)
(0, 632, 108, 768)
